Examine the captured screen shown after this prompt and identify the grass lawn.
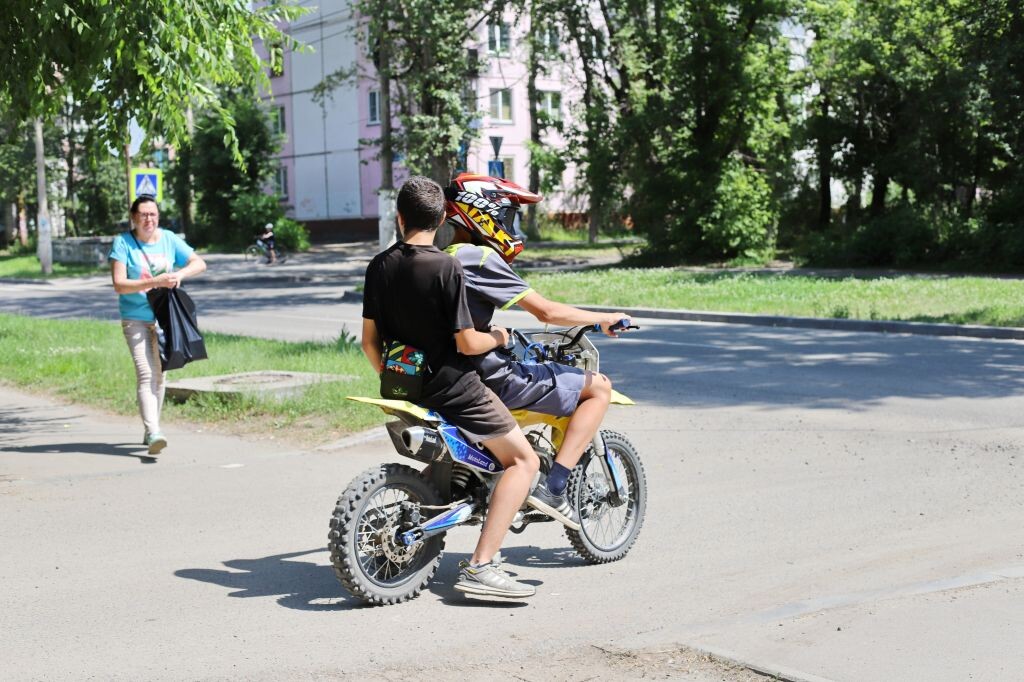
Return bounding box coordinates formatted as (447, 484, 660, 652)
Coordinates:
(0, 313, 383, 445)
(0, 252, 106, 279)
(526, 269, 1024, 328)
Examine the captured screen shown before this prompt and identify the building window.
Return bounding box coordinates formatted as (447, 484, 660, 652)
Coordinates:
(268, 41, 285, 78)
(271, 106, 286, 135)
(490, 88, 513, 122)
(274, 165, 289, 200)
(368, 90, 380, 125)
(488, 22, 511, 54)
(541, 25, 559, 53)
(537, 91, 562, 122)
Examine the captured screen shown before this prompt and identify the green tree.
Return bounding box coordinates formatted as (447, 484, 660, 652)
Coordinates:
(0, 112, 36, 246)
(0, 1, 303, 154)
(0, 104, 63, 245)
(559, 0, 795, 261)
(321, 1, 501, 184)
(0, 0, 305, 269)
(795, 0, 1022, 267)
(967, 2, 1024, 239)
(176, 91, 283, 246)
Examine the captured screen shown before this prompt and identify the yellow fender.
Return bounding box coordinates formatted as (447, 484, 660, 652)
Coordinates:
(611, 389, 635, 406)
(347, 396, 434, 422)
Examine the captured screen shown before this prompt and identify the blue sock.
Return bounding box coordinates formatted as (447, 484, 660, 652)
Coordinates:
(547, 463, 571, 495)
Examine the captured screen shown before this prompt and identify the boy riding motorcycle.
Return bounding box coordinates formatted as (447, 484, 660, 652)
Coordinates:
(441, 175, 629, 527)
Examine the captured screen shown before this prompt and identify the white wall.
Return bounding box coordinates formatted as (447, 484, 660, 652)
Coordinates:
(286, 0, 362, 221)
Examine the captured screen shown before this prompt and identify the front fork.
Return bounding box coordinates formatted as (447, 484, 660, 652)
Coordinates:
(593, 432, 628, 507)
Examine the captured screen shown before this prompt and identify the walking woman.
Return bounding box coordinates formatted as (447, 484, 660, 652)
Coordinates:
(109, 195, 206, 455)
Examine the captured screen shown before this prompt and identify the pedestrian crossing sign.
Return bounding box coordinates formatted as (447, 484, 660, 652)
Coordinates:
(131, 168, 163, 203)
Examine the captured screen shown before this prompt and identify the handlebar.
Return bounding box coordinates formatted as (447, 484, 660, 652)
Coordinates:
(506, 318, 639, 363)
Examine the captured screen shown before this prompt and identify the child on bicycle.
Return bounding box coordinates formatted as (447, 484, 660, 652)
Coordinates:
(258, 223, 276, 264)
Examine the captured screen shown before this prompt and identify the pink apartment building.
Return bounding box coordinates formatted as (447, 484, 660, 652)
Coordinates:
(263, 3, 579, 241)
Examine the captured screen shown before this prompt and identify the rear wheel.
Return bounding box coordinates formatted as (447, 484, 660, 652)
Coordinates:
(565, 430, 646, 563)
(244, 245, 262, 263)
(328, 463, 445, 605)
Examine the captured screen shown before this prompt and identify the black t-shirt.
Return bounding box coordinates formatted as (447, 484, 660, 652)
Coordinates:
(362, 242, 495, 414)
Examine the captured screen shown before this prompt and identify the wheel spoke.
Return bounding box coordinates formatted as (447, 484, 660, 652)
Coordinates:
(353, 483, 428, 587)
(579, 446, 641, 550)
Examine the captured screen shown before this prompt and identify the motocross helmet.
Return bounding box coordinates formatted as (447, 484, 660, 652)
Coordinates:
(444, 173, 542, 263)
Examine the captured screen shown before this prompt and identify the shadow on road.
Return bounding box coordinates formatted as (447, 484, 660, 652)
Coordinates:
(176, 544, 581, 611)
(3, 441, 148, 459)
(176, 548, 362, 611)
(601, 325, 1024, 411)
(1, 405, 79, 435)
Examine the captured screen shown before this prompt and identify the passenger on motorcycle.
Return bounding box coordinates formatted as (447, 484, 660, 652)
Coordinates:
(361, 176, 550, 599)
(441, 175, 629, 528)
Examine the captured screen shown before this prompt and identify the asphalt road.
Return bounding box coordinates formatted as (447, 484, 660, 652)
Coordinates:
(2, 259, 1023, 681)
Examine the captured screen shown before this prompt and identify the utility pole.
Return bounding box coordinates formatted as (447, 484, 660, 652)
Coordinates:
(34, 118, 52, 274)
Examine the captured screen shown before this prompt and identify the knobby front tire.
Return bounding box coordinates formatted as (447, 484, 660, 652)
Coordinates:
(565, 430, 647, 564)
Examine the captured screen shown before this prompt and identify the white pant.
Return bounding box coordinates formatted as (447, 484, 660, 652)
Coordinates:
(121, 320, 165, 436)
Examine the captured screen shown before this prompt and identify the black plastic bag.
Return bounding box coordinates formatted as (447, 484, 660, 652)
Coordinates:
(147, 287, 208, 371)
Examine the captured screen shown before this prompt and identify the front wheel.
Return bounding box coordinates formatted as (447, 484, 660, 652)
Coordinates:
(328, 463, 445, 605)
(273, 246, 288, 263)
(244, 245, 262, 263)
(565, 430, 647, 563)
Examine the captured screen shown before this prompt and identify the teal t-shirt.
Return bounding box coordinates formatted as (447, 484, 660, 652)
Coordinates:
(108, 230, 195, 322)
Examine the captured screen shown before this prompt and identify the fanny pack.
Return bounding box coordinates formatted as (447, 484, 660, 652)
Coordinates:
(379, 341, 429, 402)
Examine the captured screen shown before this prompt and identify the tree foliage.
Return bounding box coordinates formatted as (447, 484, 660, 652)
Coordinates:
(0, 0, 305, 156)
(329, 0, 499, 184)
(794, 0, 1024, 268)
(171, 90, 284, 247)
(551, 0, 795, 260)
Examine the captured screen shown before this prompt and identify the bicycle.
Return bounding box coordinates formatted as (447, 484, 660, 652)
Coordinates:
(245, 238, 288, 264)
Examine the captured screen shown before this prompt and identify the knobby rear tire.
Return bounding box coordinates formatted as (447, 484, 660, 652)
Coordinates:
(328, 463, 445, 606)
(565, 430, 647, 564)
(244, 245, 262, 263)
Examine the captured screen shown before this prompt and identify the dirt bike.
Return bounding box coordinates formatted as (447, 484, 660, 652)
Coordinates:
(328, 322, 646, 605)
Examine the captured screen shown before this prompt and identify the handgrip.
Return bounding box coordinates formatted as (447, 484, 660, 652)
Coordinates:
(593, 318, 638, 333)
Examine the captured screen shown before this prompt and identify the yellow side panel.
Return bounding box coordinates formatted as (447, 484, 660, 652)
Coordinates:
(510, 409, 570, 449)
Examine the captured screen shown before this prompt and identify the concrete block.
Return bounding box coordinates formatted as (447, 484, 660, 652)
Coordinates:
(165, 370, 353, 402)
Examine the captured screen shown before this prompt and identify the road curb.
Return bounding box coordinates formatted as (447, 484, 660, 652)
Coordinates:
(572, 305, 1024, 340)
(338, 289, 1024, 341)
(689, 643, 837, 682)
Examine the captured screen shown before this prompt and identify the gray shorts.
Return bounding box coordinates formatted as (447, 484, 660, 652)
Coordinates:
(482, 357, 587, 418)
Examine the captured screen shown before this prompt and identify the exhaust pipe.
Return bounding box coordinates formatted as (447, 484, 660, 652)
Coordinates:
(402, 426, 444, 461)
(385, 421, 445, 463)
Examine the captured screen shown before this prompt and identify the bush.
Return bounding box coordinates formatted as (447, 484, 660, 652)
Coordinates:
(699, 159, 778, 262)
(796, 204, 987, 269)
(272, 217, 310, 251)
(228, 191, 285, 248)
